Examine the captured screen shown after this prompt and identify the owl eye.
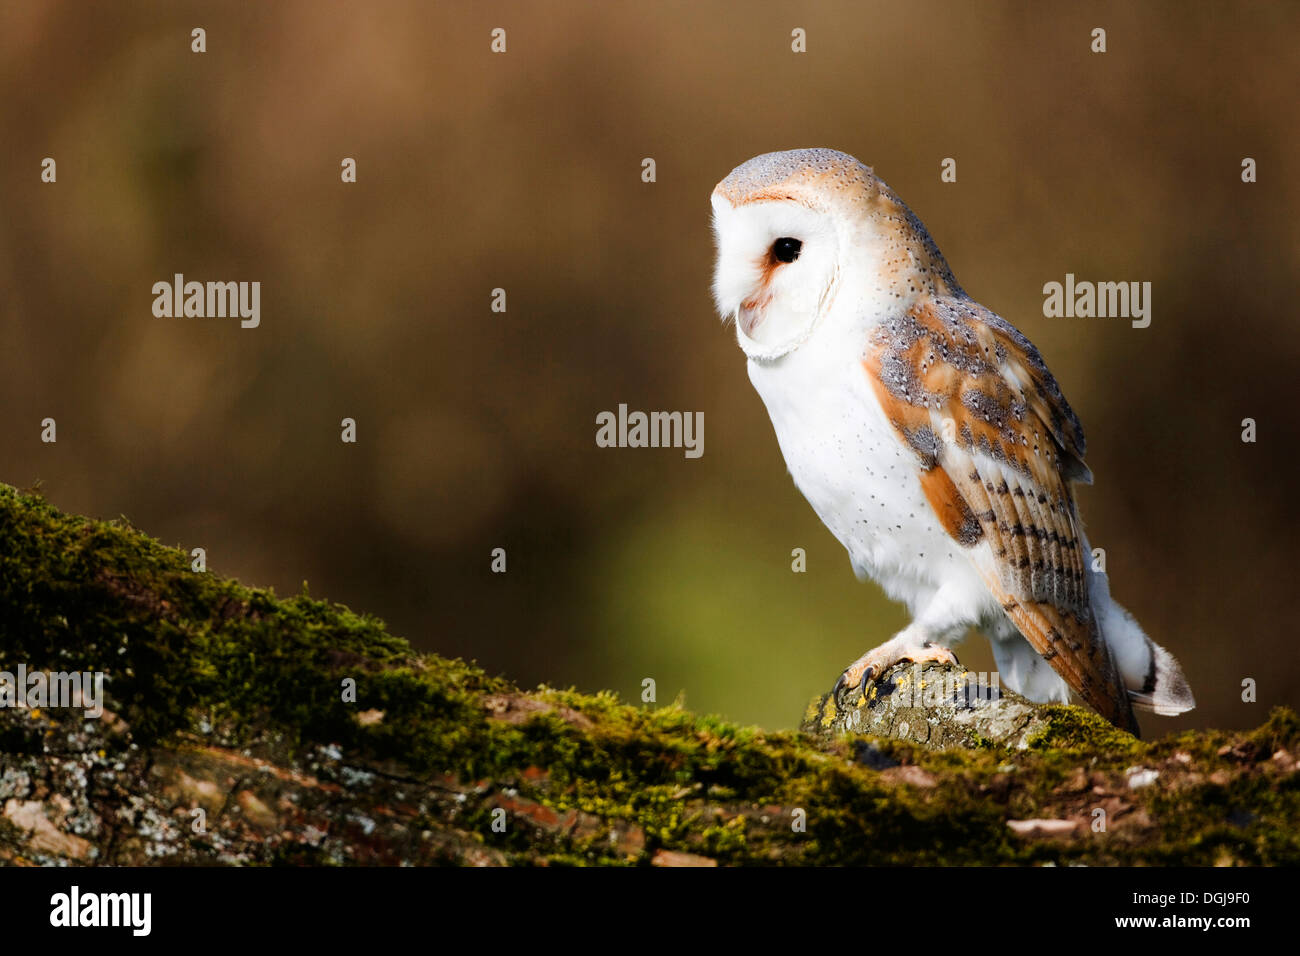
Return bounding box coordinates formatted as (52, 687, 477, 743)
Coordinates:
(771, 237, 802, 263)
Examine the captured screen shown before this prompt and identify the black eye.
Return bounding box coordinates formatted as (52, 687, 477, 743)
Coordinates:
(772, 237, 802, 263)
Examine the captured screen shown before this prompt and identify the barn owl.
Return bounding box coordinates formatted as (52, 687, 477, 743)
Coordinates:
(710, 148, 1194, 734)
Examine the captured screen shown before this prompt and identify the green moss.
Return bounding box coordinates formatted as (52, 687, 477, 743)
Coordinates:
(1247, 706, 1300, 753)
(1023, 704, 1143, 758)
(2, 483, 1298, 866)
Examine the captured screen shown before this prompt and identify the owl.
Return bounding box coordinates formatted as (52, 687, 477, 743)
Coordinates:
(710, 148, 1194, 734)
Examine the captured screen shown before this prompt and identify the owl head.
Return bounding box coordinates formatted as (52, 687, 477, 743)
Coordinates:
(710, 148, 958, 361)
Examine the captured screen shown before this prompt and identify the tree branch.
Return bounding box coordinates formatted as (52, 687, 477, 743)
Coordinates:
(0, 484, 1295, 865)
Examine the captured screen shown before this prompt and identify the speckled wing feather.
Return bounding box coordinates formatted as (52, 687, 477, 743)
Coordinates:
(863, 295, 1138, 731)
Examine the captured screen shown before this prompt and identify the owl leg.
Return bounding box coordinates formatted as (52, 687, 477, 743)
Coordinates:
(833, 634, 959, 704)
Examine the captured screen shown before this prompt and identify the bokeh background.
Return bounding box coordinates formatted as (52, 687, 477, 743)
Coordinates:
(2, 1, 1297, 733)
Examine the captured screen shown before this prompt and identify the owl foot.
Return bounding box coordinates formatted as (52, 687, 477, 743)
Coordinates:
(833, 637, 960, 705)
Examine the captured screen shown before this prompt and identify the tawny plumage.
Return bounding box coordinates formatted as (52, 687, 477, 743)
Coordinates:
(864, 295, 1129, 727)
(710, 148, 1194, 734)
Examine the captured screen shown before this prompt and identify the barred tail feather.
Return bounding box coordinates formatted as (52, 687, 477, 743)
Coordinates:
(1130, 638, 1196, 715)
(1088, 557, 1195, 717)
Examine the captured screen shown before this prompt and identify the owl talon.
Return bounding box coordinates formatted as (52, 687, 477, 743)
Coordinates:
(833, 660, 881, 706)
(833, 637, 960, 708)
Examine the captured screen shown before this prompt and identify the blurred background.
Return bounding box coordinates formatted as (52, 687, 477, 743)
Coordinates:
(1, 1, 1297, 733)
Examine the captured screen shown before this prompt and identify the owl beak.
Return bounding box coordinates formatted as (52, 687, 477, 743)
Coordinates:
(738, 302, 764, 337)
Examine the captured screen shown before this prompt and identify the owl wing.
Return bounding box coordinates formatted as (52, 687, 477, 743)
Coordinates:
(863, 294, 1137, 732)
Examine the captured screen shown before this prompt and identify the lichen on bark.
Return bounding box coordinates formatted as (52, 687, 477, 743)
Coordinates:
(803, 659, 1062, 750)
(0, 484, 1296, 866)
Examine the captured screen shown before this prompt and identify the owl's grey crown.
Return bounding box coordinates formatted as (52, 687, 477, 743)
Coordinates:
(713, 148, 877, 208)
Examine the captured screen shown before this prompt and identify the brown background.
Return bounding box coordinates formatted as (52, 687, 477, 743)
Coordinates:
(2, 1, 1297, 732)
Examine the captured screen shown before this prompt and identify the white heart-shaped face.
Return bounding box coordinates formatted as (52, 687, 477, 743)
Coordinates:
(710, 195, 840, 361)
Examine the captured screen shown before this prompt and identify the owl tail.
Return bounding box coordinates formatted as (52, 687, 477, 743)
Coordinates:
(1088, 561, 1196, 717)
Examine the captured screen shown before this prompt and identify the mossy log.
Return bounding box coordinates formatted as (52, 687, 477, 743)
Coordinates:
(0, 484, 1296, 865)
